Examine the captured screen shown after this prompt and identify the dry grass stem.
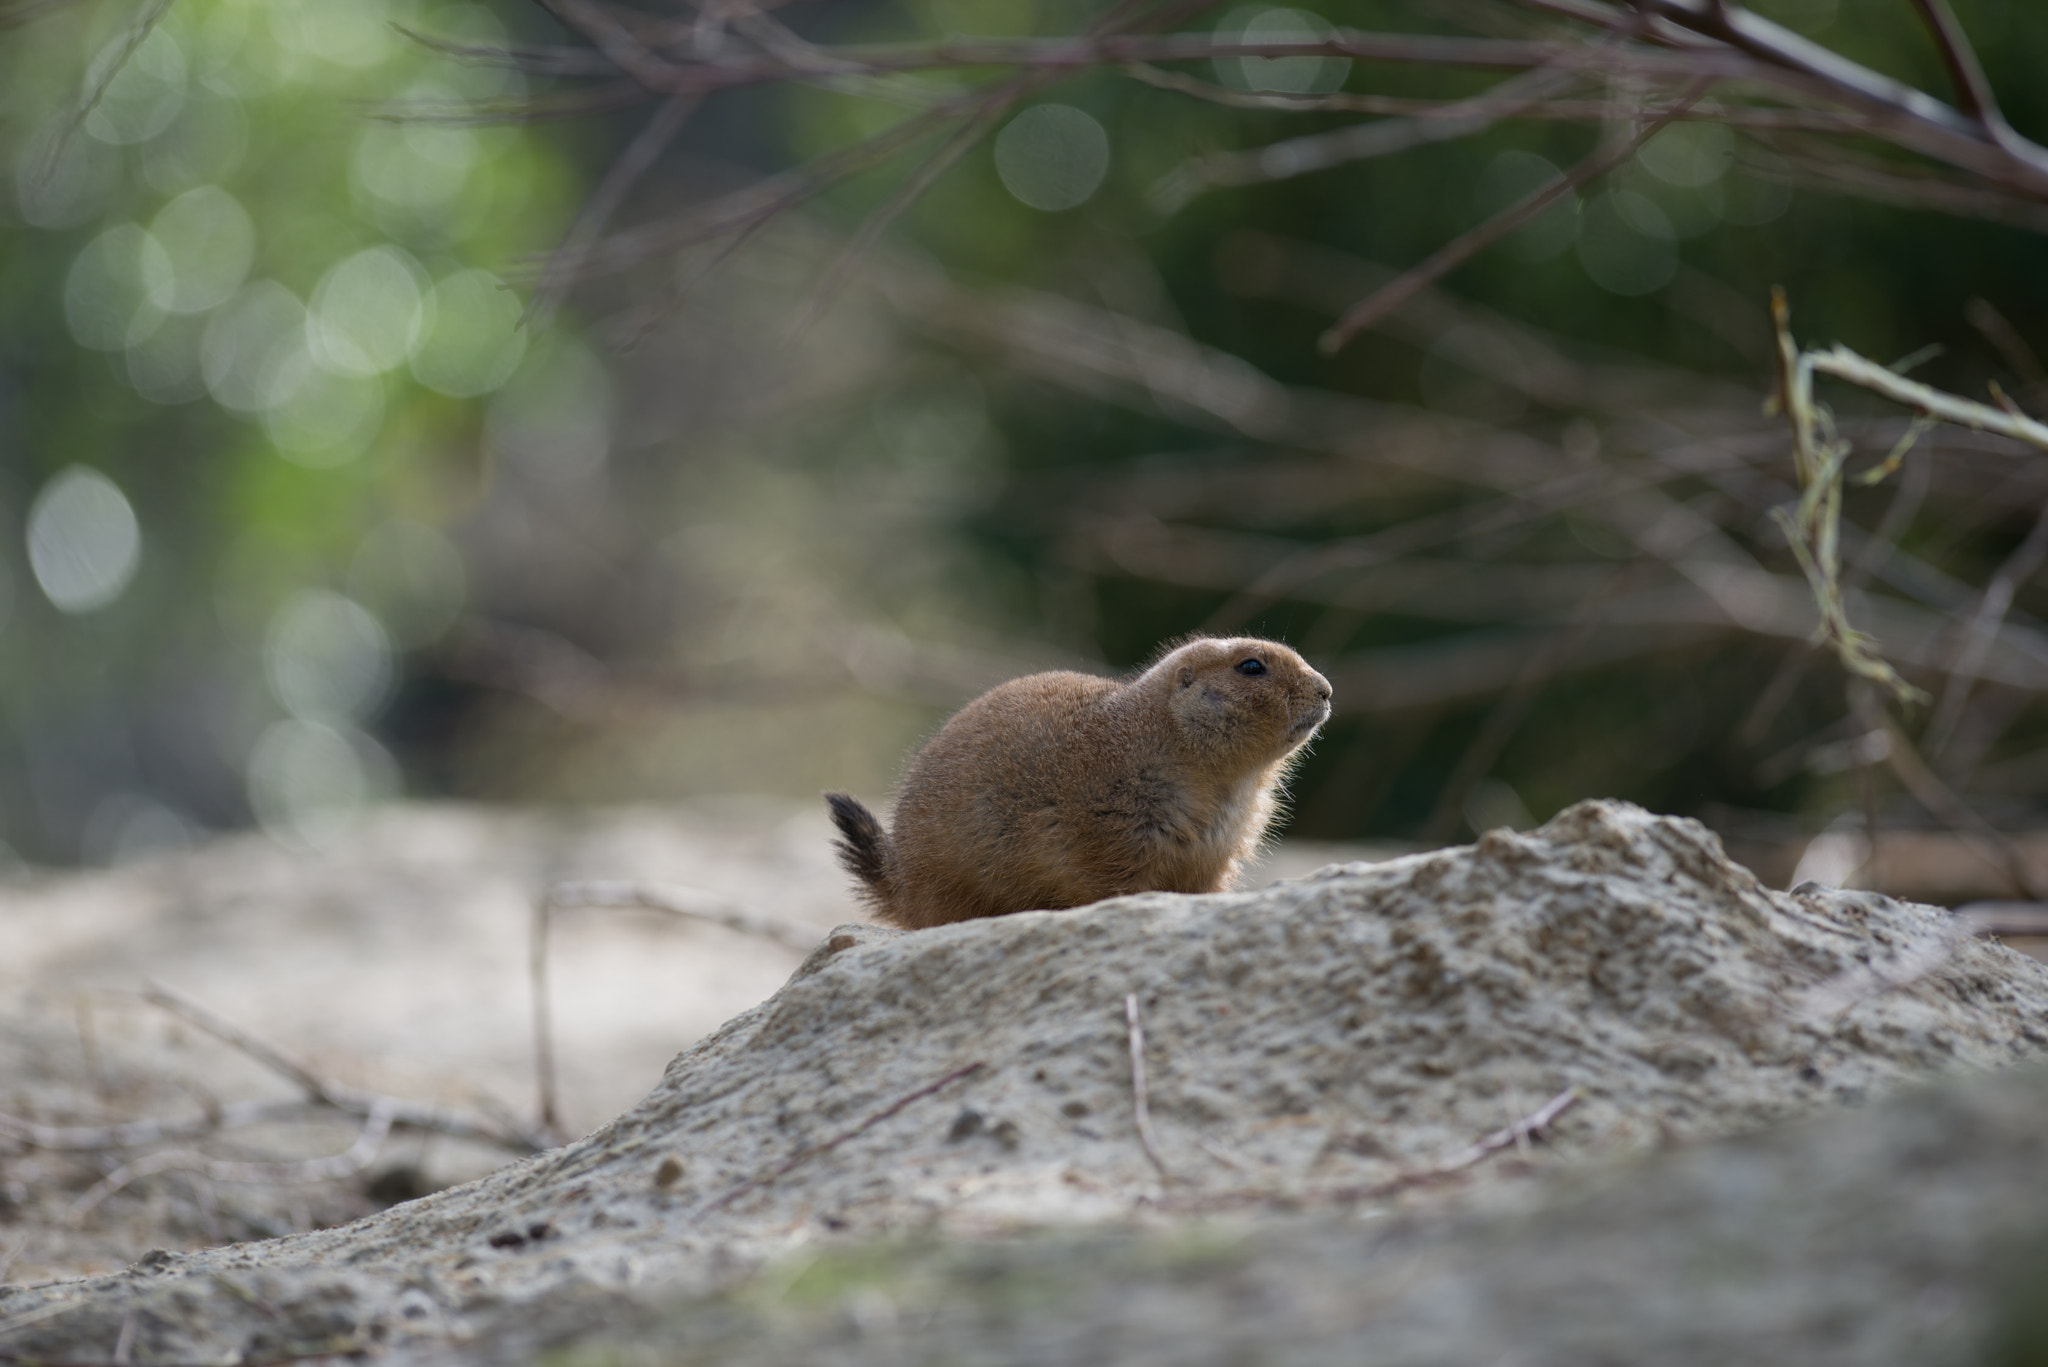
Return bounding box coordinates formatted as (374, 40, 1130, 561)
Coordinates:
(1124, 993, 1171, 1181)
(695, 1061, 988, 1217)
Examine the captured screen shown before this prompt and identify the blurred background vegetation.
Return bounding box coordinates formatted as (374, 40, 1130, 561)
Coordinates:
(4, 0, 2046, 899)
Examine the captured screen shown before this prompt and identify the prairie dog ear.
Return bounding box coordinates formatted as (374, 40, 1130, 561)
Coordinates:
(1180, 665, 1195, 687)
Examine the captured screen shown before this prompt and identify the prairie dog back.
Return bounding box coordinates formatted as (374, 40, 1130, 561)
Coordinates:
(827, 637, 1332, 928)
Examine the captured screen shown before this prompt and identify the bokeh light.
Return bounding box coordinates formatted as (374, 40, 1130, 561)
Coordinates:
(148, 185, 256, 313)
(65, 224, 173, 351)
(245, 718, 399, 850)
(411, 268, 527, 396)
(1215, 7, 1351, 95)
(993, 104, 1110, 212)
(26, 467, 142, 615)
(264, 589, 395, 723)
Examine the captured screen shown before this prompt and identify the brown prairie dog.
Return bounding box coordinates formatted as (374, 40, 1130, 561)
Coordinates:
(826, 636, 1333, 929)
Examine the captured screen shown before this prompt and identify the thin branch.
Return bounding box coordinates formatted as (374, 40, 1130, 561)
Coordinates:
(1964, 297, 2048, 393)
(789, 86, 1030, 346)
(1404, 1085, 1580, 1179)
(1904, 0, 2009, 145)
(1171, 1086, 1580, 1211)
(543, 880, 816, 950)
(1806, 346, 2048, 451)
(0, 1100, 311, 1153)
(1420, 558, 1654, 844)
(530, 879, 815, 1139)
(1627, 0, 2048, 191)
(1925, 495, 2048, 758)
(28, 0, 176, 193)
(527, 16, 2048, 205)
(1124, 993, 1170, 1181)
(1129, 63, 1859, 132)
(1850, 688, 2045, 900)
(1156, 62, 1587, 208)
(142, 984, 332, 1103)
(142, 984, 546, 1153)
(1319, 82, 1710, 353)
(67, 1101, 398, 1222)
(695, 1062, 987, 1217)
(525, 92, 700, 329)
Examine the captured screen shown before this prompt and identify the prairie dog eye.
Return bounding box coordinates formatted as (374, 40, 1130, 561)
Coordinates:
(1236, 659, 1266, 676)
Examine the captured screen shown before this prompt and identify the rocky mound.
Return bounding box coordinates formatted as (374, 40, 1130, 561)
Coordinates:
(5, 800, 2046, 1364)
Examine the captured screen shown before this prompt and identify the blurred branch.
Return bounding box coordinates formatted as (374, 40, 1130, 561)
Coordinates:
(27, 0, 175, 193)
(1320, 84, 1708, 352)
(140, 984, 548, 1153)
(526, 93, 701, 328)
(1154, 62, 1586, 206)
(1132, 64, 1868, 133)
(486, 0, 2048, 314)
(1848, 688, 2046, 900)
(1924, 497, 2048, 760)
(1420, 557, 1656, 843)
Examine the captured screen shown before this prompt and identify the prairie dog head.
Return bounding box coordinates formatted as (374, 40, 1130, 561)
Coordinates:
(1151, 637, 1333, 769)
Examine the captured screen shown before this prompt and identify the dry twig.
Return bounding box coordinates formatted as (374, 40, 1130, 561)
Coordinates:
(141, 984, 548, 1153)
(1174, 1086, 1580, 1211)
(1124, 993, 1171, 1180)
(695, 1061, 988, 1217)
(67, 1100, 400, 1223)
(531, 879, 815, 1137)
(1320, 83, 1710, 353)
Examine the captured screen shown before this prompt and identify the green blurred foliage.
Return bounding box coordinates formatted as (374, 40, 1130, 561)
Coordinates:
(0, 0, 580, 861)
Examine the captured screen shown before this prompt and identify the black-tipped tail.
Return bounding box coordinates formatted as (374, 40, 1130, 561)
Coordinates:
(825, 792, 891, 899)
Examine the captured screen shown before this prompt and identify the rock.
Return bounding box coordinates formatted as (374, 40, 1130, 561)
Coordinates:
(4, 799, 2046, 1363)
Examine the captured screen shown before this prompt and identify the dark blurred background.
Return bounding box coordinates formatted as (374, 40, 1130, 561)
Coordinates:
(4, 0, 2046, 901)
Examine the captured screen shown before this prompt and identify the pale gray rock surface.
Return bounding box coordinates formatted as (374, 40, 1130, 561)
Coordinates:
(4, 799, 2046, 1364)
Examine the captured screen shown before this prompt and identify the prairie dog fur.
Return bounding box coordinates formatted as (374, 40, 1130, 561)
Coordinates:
(826, 636, 1332, 929)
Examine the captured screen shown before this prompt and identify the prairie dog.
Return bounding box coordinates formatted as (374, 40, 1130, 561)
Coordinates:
(826, 636, 1332, 929)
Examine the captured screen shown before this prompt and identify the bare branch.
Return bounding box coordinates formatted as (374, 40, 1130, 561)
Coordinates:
(1156, 62, 1587, 207)
(1806, 346, 2048, 452)
(1925, 497, 2048, 759)
(1850, 688, 2046, 900)
(1319, 83, 1710, 354)
(531, 879, 815, 1139)
(1904, 0, 2010, 144)
(67, 1102, 399, 1223)
(525, 93, 700, 328)
(142, 984, 547, 1153)
(543, 880, 816, 951)
(28, 0, 176, 194)
(1128, 63, 1861, 133)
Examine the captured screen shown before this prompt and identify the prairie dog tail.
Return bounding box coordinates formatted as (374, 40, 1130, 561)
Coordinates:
(824, 792, 892, 904)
